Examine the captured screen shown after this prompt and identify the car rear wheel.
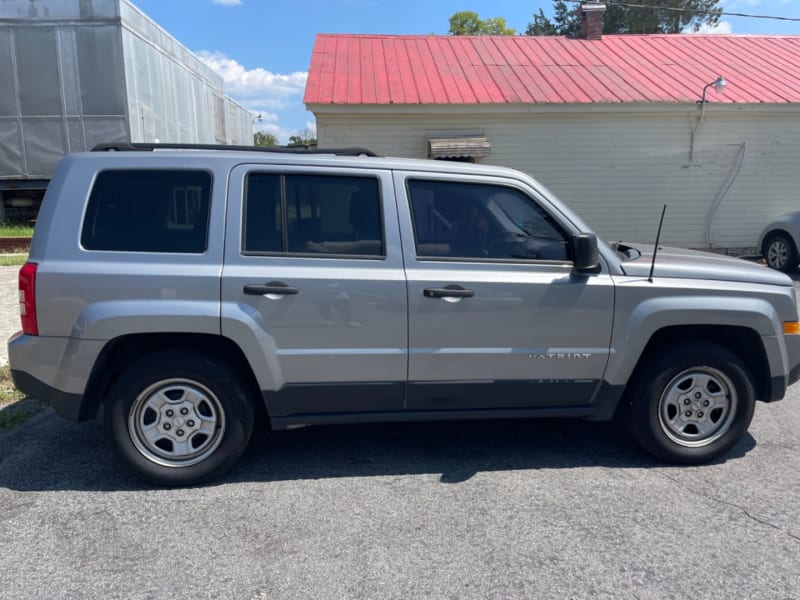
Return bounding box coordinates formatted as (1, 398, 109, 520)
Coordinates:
(764, 232, 797, 273)
(624, 342, 755, 464)
(104, 350, 254, 485)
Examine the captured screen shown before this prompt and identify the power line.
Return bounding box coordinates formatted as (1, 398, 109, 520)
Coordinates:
(564, 0, 800, 23)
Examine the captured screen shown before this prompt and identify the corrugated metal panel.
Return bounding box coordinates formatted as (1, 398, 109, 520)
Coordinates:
(0, 18, 128, 178)
(305, 34, 800, 106)
(0, 0, 253, 180)
(120, 2, 251, 145)
(0, 0, 119, 19)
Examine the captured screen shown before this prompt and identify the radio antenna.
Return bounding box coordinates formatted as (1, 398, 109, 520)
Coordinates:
(649, 205, 667, 283)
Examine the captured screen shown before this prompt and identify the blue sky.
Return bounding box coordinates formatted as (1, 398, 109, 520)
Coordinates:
(132, 0, 800, 143)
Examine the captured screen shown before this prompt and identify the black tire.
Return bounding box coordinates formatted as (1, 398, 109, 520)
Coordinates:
(104, 350, 255, 486)
(624, 342, 755, 465)
(763, 232, 798, 273)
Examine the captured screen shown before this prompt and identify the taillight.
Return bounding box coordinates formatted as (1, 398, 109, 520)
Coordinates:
(19, 262, 38, 336)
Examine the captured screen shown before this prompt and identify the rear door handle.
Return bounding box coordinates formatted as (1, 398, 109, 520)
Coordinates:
(423, 285, 474, 299)
(243, 281, 299, 296)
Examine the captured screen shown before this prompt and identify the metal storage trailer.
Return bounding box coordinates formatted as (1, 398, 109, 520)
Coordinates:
(0, 0, 251, 221)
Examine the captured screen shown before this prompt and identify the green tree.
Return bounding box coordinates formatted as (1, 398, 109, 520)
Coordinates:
(527, 0, 722, 36)
(526, 8, 558, 35)
(287, 129, 317, 147)
(526, 1, 580, 36)
(448, 11, 516, 35)
(253, 131, 279, 147)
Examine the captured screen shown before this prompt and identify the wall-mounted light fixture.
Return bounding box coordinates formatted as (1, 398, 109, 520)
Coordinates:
(698, 76, 727, 106)
(689, 76, 728, 163)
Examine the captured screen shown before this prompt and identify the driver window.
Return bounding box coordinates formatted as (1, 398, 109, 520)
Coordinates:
(407, 179, 569, 261)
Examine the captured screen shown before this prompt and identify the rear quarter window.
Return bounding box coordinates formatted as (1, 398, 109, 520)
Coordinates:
(81, 170, 212, 253)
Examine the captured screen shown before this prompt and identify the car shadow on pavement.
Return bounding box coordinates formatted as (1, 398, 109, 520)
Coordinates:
(0, 409, 756, 492)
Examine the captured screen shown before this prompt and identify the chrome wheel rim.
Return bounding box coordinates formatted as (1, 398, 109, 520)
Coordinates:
(129, 378, 225, 467)
(767, 240, 788, 269)
(658, 367, 736, 448)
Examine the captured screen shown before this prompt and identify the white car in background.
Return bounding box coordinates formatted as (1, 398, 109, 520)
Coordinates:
(759, 212, 800, 273)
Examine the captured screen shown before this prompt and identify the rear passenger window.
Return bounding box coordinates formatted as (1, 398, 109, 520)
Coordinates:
(81, 170, 212, 253)
(244, 173, 383, 257)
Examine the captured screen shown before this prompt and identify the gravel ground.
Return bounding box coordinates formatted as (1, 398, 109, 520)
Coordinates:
(0, 265, 19, 366)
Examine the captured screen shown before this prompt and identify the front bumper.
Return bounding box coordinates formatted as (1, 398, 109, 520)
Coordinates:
(765, 332, 800, 402)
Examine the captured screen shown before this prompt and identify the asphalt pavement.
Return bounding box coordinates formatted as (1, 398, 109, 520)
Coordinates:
(0, 397, 798, 599)
(0, 266, 799, 598)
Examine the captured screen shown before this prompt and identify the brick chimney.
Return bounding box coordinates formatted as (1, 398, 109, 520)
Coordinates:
(579, 2, 606, 40)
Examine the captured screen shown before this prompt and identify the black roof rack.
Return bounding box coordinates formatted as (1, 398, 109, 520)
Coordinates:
(91, 142, 380, 157)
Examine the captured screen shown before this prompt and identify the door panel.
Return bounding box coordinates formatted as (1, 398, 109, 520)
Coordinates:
(395, 172, 614, 411)
(222, 165, 407, 417)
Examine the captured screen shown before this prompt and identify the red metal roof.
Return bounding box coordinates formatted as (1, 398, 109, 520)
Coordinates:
(305, 34, 800, 105)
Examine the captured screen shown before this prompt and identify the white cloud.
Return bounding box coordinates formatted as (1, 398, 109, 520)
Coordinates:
(212, 0, 242, 6)
(198, 51, 310, 144)
(197, 51, 307, 101)
(305, 121, 317, 137)
(691, 19, 734, 33)
(251, 111, 279, 123)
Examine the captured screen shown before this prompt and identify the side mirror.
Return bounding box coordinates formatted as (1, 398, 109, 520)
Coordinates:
(571, 233, 600, 273)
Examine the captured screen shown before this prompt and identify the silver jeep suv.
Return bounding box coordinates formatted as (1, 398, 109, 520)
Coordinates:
(9, 144, 800, 485)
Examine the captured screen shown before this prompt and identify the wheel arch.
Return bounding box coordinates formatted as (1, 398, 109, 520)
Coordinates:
(625, 325, 769, 404)
(80, 333, 265, 422)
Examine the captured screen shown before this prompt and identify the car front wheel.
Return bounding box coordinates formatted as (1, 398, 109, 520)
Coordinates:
(625, 342, 755, 464)
(104, 350, 254, 485)
(764, 232, 797, 273)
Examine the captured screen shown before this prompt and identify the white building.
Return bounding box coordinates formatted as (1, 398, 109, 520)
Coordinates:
(305, 9, 800, 252)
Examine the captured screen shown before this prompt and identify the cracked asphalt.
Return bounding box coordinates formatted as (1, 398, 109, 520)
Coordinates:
(0, 268, 798, 599)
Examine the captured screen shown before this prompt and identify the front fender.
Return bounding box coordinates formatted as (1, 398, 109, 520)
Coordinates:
(605, 295, 780, 386)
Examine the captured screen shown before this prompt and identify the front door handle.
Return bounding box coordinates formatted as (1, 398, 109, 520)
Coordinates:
(243, 281, 299, 296)
(423, 285, 474, 299)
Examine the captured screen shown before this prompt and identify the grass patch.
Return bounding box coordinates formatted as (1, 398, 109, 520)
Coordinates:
(0, 224, 34, 237)
(0, 253, 28, 266)
(0, 367, 23, 406)
(0, 366, 45, 431)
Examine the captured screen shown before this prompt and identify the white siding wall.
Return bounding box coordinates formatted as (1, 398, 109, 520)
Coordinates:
(316, 109, 800, 250)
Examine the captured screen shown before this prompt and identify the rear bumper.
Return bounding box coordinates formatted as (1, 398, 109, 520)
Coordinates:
(7, 332, 104, 422)
(11, 369, 85, 420)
